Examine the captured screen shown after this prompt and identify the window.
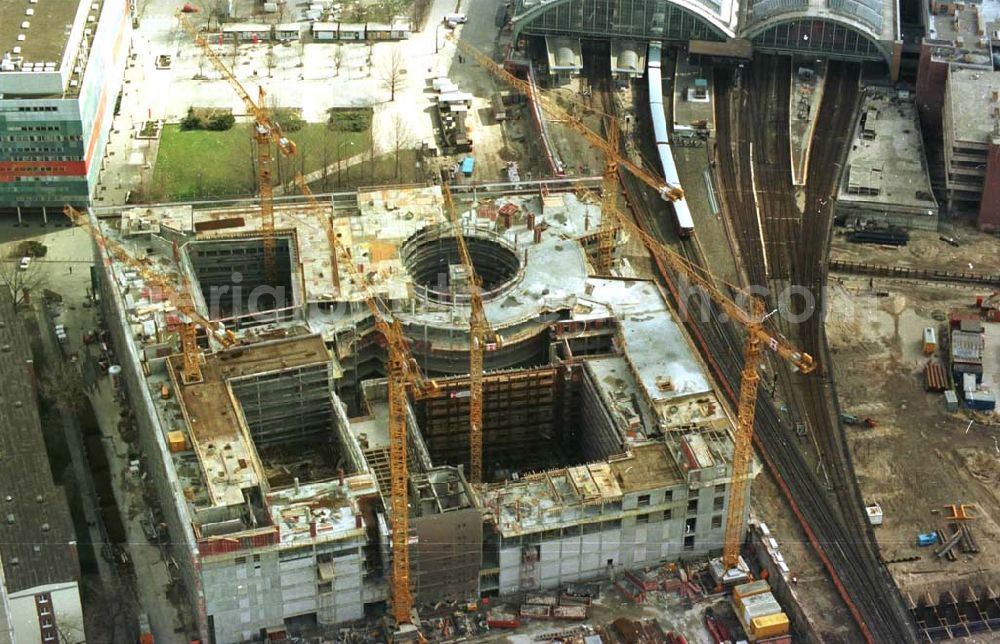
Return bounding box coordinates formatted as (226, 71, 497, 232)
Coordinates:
(713, 496, 725, 511)
(637, 494, 650, 507)
(665, 490, 673, 502)
(711, 515, 723, 529)
(235, 556, 247, 565)
(636, 513, 649, 525)
(683, 535, 695, 551)
(685, 517, 697, 534)
(662, 509, 672, 521)
(36, 593, 50, 604)
(687, 498, 699, 513)
(318, 581, 332, 593)
(714, 483, 726, 495)
(253, 554, 261, 562)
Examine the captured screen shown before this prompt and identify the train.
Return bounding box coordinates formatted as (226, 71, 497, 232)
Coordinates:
(647, 43, 694, 239)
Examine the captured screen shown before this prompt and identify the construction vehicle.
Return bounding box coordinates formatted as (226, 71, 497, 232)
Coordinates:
(441, 183, 502, 484)
(575, 189, 815, 581)
(177, 12, 296, 284)
(290, 175, 436, 630)
(64, 206, 237, 384)
(840, 413, 876, 428)
(448, 36, 684, 203)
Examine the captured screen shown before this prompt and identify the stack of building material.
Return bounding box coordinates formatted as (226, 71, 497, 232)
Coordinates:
(950, 328, 984, 384)
(924, 360, 948, 392)
(731, 581, 790, 642)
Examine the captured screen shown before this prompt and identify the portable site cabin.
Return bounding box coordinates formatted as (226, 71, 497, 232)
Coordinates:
(222, 23, 272, 43)
(274, 24, 302, 42)
(923, 326, 937, 354)
(339, 23, 366, 40)
(461, 157, 475, 176)
(312, 22, 339, 41)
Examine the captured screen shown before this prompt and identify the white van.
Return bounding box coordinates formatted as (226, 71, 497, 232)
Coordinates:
(443, 12, 467, 24)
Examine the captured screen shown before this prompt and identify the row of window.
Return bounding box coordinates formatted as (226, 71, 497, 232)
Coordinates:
(4, 135, 81, 142)
(4, 156, 78, 162)
(6, 125, 62, 132)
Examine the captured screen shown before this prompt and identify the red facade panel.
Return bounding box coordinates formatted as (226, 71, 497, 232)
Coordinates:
(978, 141, 1000, 231)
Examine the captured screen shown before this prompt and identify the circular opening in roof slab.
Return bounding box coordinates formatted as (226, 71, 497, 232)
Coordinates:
(401, 224, 523, 305)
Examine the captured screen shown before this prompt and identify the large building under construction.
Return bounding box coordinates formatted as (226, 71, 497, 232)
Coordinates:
(90, 183, 744, 644)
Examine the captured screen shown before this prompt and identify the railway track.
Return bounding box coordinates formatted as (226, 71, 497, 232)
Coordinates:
(614, 57, 916, 642)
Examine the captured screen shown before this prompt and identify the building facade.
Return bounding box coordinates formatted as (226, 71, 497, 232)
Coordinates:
(0, 0, 131, 213)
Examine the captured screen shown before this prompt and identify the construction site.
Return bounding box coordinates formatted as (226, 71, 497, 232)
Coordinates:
(9, 0, 1000, 639)
(82, 169, 768, 642)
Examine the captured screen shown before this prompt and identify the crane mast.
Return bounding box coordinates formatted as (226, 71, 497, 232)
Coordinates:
(177, 13, 296, 283)
(291, 175, 432, 624)
(441, 184, 497, 484)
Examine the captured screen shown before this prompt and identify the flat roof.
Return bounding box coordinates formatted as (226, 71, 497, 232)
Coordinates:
(0, 0, 86, 66)
(926, 0, 999, 65)
(839, 90, 937, 212)
(947, 69, 1000, 145)
(0, 290, 78, 594)
(688, 38, 753, 59)
(610, 443, 684, 492)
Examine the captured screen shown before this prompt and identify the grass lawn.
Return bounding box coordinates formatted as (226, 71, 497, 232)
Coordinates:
(148, 122, 370, 201)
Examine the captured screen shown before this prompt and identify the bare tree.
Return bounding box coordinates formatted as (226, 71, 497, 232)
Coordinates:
(266, 44, 276, 77)
(379, 48, 406, 102)
(0, 258, 48, 312)
(297, 40, 306, 68)
(39, 360, 87, 413)
(390, 114, 414, 180)
(333, 45, 344, 77)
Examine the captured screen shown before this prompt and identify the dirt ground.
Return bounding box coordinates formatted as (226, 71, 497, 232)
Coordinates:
(825, 276, 1000, 600)
(830, 226, 1000, 275)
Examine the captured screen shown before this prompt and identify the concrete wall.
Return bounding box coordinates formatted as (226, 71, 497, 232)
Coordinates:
(412, 507, 483, 602)
(496, 481, 729, 593)
(94, 232, 209, 642)
(202, 539, 365, 644)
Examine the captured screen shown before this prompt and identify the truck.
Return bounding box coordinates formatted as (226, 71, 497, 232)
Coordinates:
(138, 612, 153, 644)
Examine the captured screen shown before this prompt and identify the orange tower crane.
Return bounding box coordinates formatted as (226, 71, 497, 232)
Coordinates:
(577, 189, 816, 573)
(441, 184, 500, 484)
(291, 174, 434, 625)
(177, 13, 296, 283)
(63, 206, 236, 384)
(449, 37, 684, 203)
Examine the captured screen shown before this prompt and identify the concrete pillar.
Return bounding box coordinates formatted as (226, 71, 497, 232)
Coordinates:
(41, 206, 47, 226)
(16, 206, 22, 226)
(889, 40, 903, 84)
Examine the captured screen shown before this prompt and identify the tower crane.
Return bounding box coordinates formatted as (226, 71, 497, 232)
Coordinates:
(290, 174, 434, 626)
(177, 13, 296, 284)
(448, 37, 684, 203)
(440, 184, 501, 484)
(63, 206, 236, 384)
(577, 188, 815, 575)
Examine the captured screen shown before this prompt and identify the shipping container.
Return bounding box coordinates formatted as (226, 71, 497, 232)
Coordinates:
(742, 594, 781, 625)
(733, 580, 771, 606)
(751, 613, 790, 640)
(960, 318, 984, 333)
(964, 373, 978, 393)
(965, 391, 996, 411)
(944, 389, 959, 412)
